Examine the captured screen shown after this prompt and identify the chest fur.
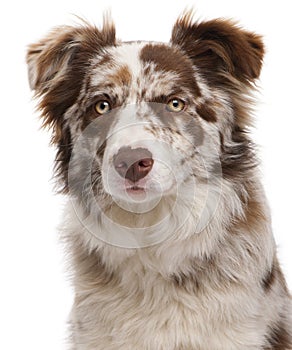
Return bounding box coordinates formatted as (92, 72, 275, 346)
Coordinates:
(71, 257, 267, 350)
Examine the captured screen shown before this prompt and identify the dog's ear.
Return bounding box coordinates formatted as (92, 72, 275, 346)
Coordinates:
(26, 20, 116, 140)
(27, 26, 78, 92)
(171, 13, 264, 84)
(27, 21, 116, 92)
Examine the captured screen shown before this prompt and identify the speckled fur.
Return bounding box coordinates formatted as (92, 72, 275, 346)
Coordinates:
(27, 12, 291, 350)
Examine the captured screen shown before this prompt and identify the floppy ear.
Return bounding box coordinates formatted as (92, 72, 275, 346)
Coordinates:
(26, 20, 116, 139)
(171, 13, 264, 84)
(27, 26, 77, 91)
(27, 21, 116, 92)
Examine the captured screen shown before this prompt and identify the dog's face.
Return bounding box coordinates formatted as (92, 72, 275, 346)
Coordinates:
(27, 13, 264, 232)
(85, 42, 209, 206)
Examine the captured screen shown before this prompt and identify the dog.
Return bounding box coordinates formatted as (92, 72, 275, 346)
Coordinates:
(27, 11, 292, 350)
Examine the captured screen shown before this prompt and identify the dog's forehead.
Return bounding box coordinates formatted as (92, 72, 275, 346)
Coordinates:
(113, 42, 145, 75)
(101, 41, 194, 74)
(89, 41, 199, 99)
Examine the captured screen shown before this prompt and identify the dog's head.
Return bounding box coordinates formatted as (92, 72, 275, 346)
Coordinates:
(27, 13, 264, 240)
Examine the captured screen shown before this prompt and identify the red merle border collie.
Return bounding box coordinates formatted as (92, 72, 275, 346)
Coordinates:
(27, 11, 291, 350)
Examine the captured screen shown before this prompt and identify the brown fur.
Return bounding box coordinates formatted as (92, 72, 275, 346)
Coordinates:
(110, 65, 132, 86)
(140, 44, 201, 97)
(171, 16, 264, 83)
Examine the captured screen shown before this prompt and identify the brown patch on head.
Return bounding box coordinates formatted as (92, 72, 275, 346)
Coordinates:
(109, 65, 132, 86)
(140, 43, 201, 97)
(26, 19, 116, 192)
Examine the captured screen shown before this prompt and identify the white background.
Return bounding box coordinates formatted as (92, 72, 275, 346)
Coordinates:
(0, 0, 291, 349)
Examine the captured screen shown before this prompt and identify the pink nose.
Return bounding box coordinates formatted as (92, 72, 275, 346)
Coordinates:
(113, 147, 154, 183)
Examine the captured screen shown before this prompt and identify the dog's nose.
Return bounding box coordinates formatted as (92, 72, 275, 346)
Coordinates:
(113, 147, 154, 183)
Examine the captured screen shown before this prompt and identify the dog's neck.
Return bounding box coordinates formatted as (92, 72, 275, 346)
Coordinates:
(62, 176, 271, 273)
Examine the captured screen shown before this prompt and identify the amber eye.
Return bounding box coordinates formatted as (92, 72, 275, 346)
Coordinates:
(94, 100, 111, 115)
(166, 98, 185, 112)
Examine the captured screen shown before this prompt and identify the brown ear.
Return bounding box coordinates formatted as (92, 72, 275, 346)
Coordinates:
(26, 20, 116, 138)
(27, 21, 116, 92)
(27, 26, 74, 91)
(171, 13, 264, 84)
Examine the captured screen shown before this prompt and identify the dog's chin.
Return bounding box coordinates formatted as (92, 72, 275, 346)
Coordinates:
(111, 189, 161, 214)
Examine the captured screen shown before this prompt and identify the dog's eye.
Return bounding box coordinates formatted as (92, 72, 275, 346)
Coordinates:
(166, 98, 185, 112)
(94, 100, 111, 115)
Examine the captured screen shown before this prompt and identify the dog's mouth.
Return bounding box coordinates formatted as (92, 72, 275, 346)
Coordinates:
(126, 185, 145, 192)
(125, 184, 147, 200)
